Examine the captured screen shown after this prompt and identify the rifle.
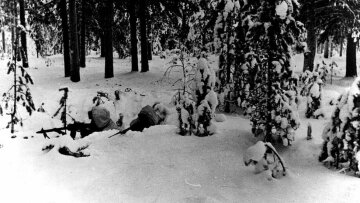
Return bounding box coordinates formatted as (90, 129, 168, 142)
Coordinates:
(108, 127, 131, 138)
(36, 127, 67, 139)
(36, 122, 91, 140)
(36, 127, 66, 139)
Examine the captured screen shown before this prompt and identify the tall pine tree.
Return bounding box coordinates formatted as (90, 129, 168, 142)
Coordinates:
(139, 0, 149, 72)
(19, 0, 29, 68)
(129, 0, 138, 72)
(69, 0, 80, 82)
(59, 0, 71, 77)
(104, 0, 114, 78)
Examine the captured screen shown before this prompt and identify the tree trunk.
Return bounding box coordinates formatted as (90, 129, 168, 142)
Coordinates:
(79, 0, 86, 67)
(139, 0, 149, 72)
(14, 1, 19, 54)
(104, 0, 114, 78)
(11, 0, 18, 134)
(329, 37, 333, 57)
(11, 2, 14, 56)
(340, 38, 343, 57)
(320, 43, 324, 54)
(303, 21, 316, 72)
(59, 0, 71, 77)
(2, 30, 5, 54)
(324, 40, 329, 58)
(180, 6, 189, 44)
(345, 34, 357, 77)
(226, 12, 233, 83)
(147, 22, 152, 60)
(330, 41, 333, 57)
(69, 0, 80, 82)
(129, 0, 138, 72)
(19, 0, 28, 67)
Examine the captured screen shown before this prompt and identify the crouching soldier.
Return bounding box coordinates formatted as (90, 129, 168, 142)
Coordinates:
(69, 105, 124, 139)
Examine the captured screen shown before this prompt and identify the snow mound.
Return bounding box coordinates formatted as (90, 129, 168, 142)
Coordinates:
(214, 114, 226, 122)
(243, 141, 267, 165)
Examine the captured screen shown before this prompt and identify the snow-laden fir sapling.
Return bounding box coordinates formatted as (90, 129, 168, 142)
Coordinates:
(168, 49, 218, 136)
(52, 87, 69, 133)
(167, 49, 197, 135)
(300, 69, 325, 118)
(218, 0, 305, 146)
(191, 55, 218, 136)
(319, 77, 360, 176)
(1, 26, 35, 134)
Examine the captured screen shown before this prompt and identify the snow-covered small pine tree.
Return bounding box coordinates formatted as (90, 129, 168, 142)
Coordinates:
(170, 50, 218, 136)
(300, 70, 325, 118)
(319, 77, 360, 175)
(166, 49, 197, 135)
(192, 56, 218, 136)
(232, 0, 305, 146)
(1, 40, 35, 133)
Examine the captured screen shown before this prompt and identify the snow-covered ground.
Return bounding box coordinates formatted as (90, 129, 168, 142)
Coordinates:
(1, 51, 360, 203)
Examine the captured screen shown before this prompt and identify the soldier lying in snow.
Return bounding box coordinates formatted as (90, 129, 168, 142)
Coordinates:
(109, 102, 170, 137)
(69, 105, 124, 139)
(123, 102, 170, 132)
(70, 102, 170, 139)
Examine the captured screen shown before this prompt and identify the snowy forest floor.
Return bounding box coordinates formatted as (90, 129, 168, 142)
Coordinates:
(1, 52, 360, 203)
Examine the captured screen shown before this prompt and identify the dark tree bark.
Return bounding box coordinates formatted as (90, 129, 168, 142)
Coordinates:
(69, 0, 80, 82)
(139, 0, 149, 72)
(104, 0, 114, 78)
(14, 0, 18, 53)
(330, 41, 334, 57)
(340, 38, 343, 57)
(303, 20, 316, 72)
(11, 1, 14, 55)
(180, 5, 189, 44)
(59, 0, 71, 77)
(147, 23, 152, 60)
(19, 0, 28, 67)
(345, 34, 357, 77)
(2, 30, 5, 54)
(129, 0, 138, 72)
(100, 35, 105, 57)
(79, 0, 86, 67)
(324, 40, 329, 58)
(319, 43, 323, 54)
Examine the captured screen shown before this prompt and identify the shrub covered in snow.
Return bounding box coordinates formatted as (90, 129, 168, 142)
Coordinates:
(244, 141, 287, 179)
(300, 69, 325, 118)
(319, 77, 360, 175)
(171, 51, 217, 136)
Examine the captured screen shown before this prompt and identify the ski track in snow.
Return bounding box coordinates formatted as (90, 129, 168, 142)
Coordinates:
(1, 53, 360, 203)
